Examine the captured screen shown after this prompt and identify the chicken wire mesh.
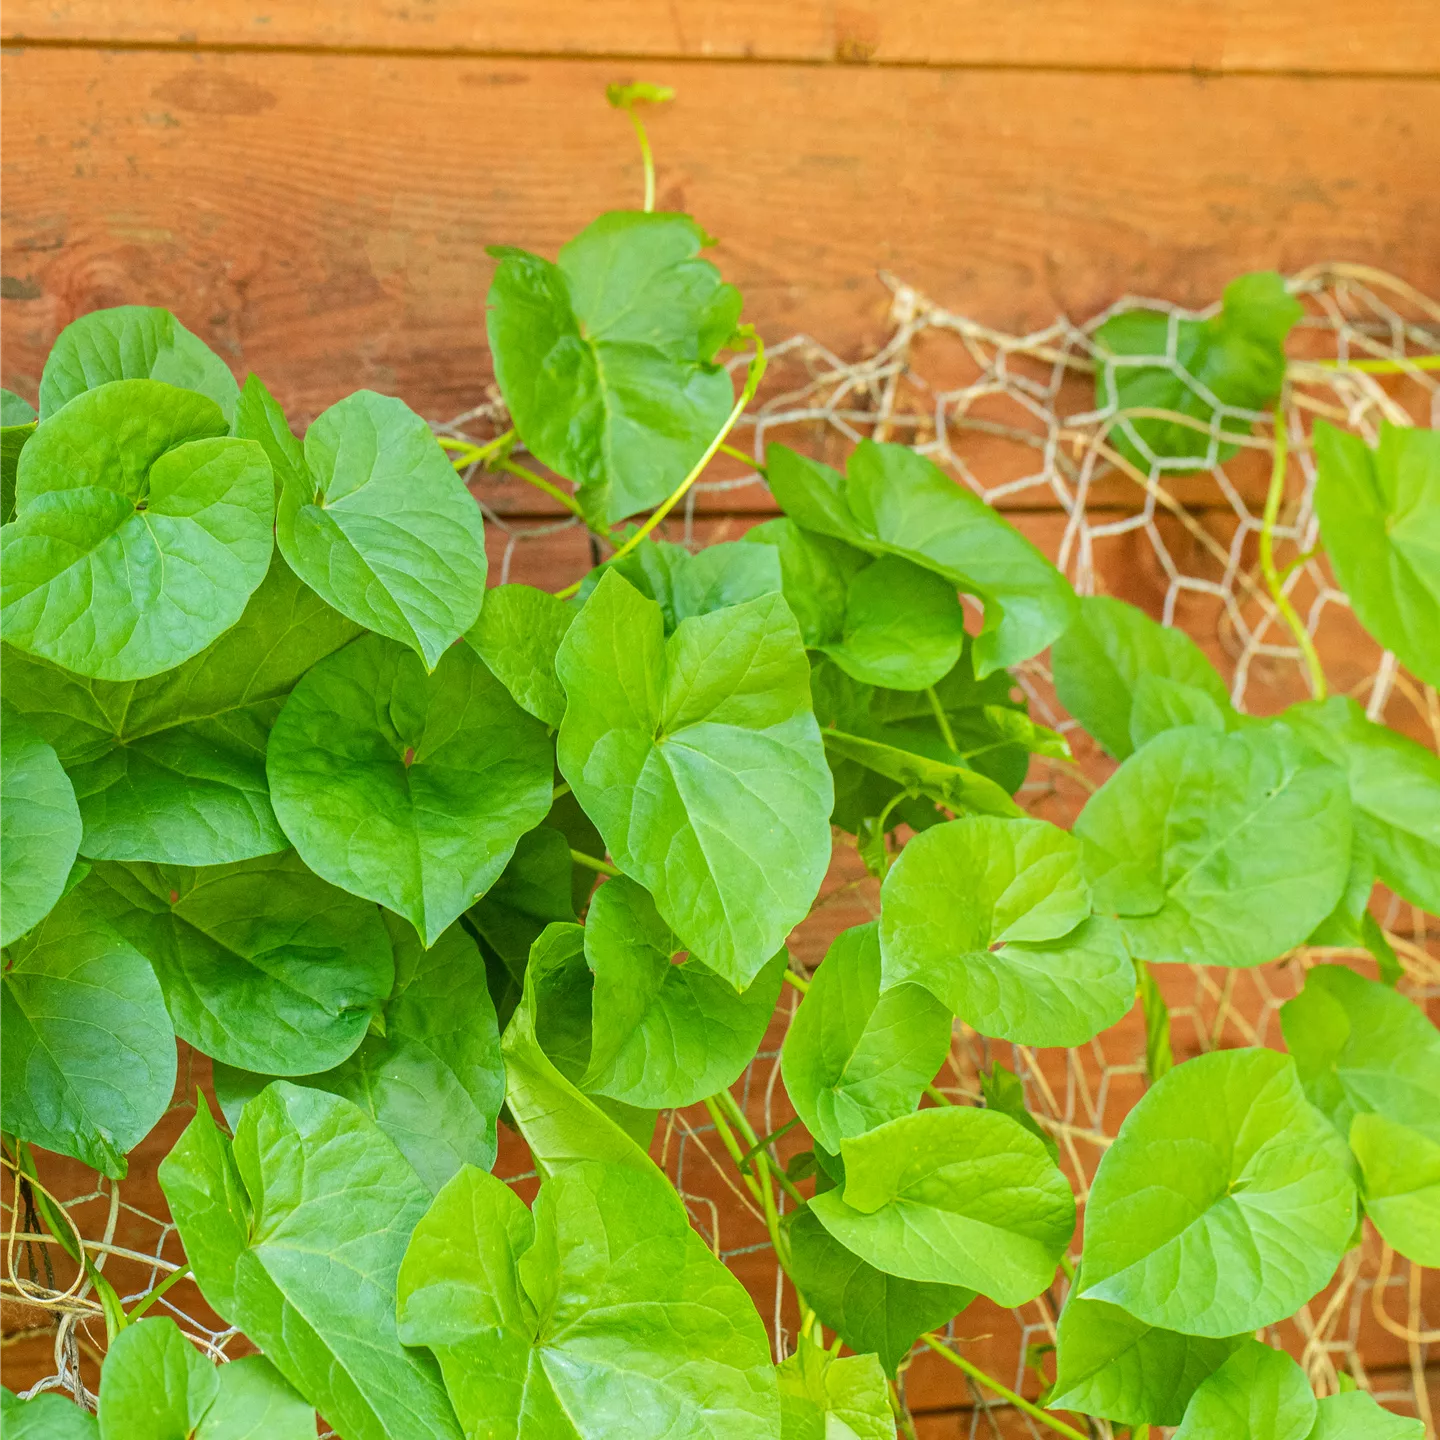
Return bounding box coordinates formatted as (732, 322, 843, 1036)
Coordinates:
(4, 262, 1438, 1436)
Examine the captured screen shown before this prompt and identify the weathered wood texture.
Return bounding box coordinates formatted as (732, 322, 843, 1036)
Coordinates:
(6, 1, 1440, 73)
(3, 49, 1437, 426)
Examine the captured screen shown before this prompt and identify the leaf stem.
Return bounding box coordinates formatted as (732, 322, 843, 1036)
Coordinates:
(125, 1262, 192, 1322)
(926, 687, 960, 754)
(919, 1334, 1088, 1440)
(781, 968, 810, 994)
(890, 1381, 922, 1440)
(1312, 353, 1440, 374)
(718, 441, 762, 469)
(554, 327, 767, 599)
(1258, 396, 1327, 701)
(923, 1082, 955, 1107)
(438, 428, 516, 470)
(569, 848, 620, 877)
(492, 456, 589, 523)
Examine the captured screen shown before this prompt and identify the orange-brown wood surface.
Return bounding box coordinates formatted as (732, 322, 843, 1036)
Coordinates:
(6, 0, 1440, 73)
(3, 48, 1438, 425)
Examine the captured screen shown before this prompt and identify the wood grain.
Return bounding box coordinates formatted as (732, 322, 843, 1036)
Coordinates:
(4, 0, 1439, 74)
(3, 50, 1436, 427)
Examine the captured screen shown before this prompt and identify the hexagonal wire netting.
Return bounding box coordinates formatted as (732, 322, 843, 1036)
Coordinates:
(5, 263, 1437, 1436)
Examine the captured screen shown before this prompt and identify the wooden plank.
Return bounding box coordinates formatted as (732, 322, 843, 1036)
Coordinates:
(4, 1, 1439, 75)
(4, 51, 1436, 429)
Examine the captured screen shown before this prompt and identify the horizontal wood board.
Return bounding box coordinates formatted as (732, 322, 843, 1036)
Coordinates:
(3, 50, 1437, 430)
(5, 1, 1440, 74)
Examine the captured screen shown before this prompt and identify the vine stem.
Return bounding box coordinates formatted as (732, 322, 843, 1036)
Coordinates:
(554, 328, 768, 599)
(919, 1334, 1087, 1440)
(568, 848, 620, 877)
(492, 456, 591, 525)
(1258, 392, 1327, 701)
(1312, 353, 1440, 374)
(437, 428, 515, 470)
(925, 686, 960, 753)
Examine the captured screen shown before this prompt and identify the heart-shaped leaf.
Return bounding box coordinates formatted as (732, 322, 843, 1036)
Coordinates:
(1076, 725, 1351, 967)
(267, 387, 488, 669)
(1, 888, 175, 1176)
(83, 852, 393, 1074)
(781, 923, 952, 1153)
(1, 1389, 97, 1438)
(1093, 272, 1301, 471)
(396, 1159, 780, 1440)
(1048, 1293, 1241, 1428)
(3, 380, 273, 680)
(97, 1318, 314, 1440)
(3, 553, 359, 867)
(1172, 1340, 1315, 1440)
(1079, 1048, 1356, 1336)
(1051, 595, 1231, 760)
(487, 211, 742, 525)
(580, 875, 787, 1108)
(776, 1334, 893, 1440)
(39, 306, 240, 422)
(785, 1208, 973, 1377)
(213, 914, 504, 1194)
(1306, 1391, 1425, 1439)
(879, 816, 1134, 1046)
(1314, 421, 1440, 688)
(465, 583, 576, 726)
(267, 633, 554, 945)
(808, 1106, 1075, 1305)
(767, 441, 1076, 676)
(556, 570, 832, 990)
(0, 705, 82, 945)
(159, 1086, 462, 1440)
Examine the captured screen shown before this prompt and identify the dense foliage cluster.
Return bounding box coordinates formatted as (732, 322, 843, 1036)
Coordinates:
(2, 93, 1438, 1440)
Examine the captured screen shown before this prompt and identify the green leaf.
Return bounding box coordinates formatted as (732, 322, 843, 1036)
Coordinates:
(776, 1334, 893, 1440)
(595, 537, 783, 633)
(556, 571, 832, 990)
(487, 211, 742, 524)
(1280, 963, 1440, 1146)
(1280, 696, 1440, 917)
(3, 380, 274, 681)
(879, 816, 1134, 1046)
(785, 1208, 973, 1377)
(340, 672, 558, 920)
(158, 1086, 462, 1440)
(1305, 1391, 1425, 1439)
(1, 1389, 99, 1438)
(83, 852, 393, 1074)
(396, 1160, 780, 1440)
(275, 389, 488, 669)
(1078, 1048, 1357, 1336)
(98, 1317, 222, 1440)
(1313, 421, 1440, 688)
(2, 888, 175, 1177)
(465, 583, 575, 726)
(1137, 960, 1175, 1083)
(1281, 963, 1440, 1259)
(1093, 271, 1301, 471)
(743, 517, 867, 649)
(819, 728, 1022, 820)
(808, 1106, 1075, 1305)
(500, 925, 656, 1178)
(212, 913, 503, 1193)
(1051, 595, 1231, 760)
(1, 706, 82, 944)
(979, 1062, 1058, 1161)
(2, 388, 37, 525)
(38, 306, 239, 422)
(267, 633, 554, 945)
(1048, 1293, 1240, 1427)
(194, 1357, 317, 1440)
(780, 922, 951, 1153)
(232, 373, 308, 497)
(3, 553, 360, 867)
(1075, 725, 1351, 967)
(1172, 1340, 1316, 1440)
(767, 441, 1076, 676)
(1129, 674, 1235, 751)
(1349, 1112, 1440, 1267)
(581, 875, 787, 1108)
